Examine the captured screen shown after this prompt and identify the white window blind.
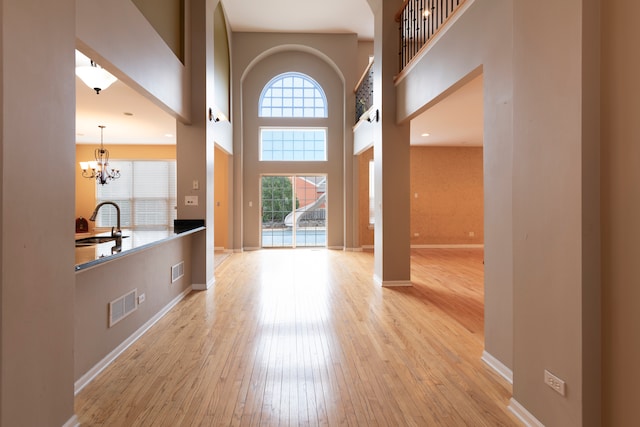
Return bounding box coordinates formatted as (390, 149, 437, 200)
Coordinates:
(96, 160, 177, 229)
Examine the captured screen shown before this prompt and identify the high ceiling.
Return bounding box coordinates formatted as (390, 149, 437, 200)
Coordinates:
(221, 0, 374, 40)
(76, 1, 482, 147)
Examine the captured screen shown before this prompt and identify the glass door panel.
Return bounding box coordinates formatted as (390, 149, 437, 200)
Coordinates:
(261, 175, 326, 248)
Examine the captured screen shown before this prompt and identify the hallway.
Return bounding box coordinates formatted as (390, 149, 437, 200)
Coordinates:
(75, 249, 519, 426)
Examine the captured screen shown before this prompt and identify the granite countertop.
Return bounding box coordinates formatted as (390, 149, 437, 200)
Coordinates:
(75, 227, 205, 271)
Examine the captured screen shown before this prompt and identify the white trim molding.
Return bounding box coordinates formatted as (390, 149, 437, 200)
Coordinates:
(74, 287, 192, 394)
(509, 398, 545, 427)
(411, 244, 484, 249)
(193, 276, 216, 291)
(374, 274, 412, 287)
(62, 415, 80, 427)
(382, 280, 412, 287)
(481, 350, 513, 383)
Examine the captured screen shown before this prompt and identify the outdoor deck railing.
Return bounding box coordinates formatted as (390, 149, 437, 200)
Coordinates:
(396, 0, 466, 72)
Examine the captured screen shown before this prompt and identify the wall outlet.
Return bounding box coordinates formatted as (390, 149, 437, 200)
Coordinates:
(469, 231, 475, 237)
(544, 370, 566, 396)
(413, 232, 420, 237)
(185, 195, 198, 206)
(138, 293, 146, 304)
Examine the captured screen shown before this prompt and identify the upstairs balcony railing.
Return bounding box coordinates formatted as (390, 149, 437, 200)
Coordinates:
(396, 0, 466, 72)
(355, 60, 374, 124)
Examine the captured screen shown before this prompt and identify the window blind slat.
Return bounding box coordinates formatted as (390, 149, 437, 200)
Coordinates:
(96, 160, 176, 229)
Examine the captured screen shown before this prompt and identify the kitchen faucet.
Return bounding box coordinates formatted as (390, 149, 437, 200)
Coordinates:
(89, 201, 122, 237)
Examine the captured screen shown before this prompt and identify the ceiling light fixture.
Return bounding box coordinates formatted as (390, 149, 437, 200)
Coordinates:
(80, 125, 121, 185)
(75, 60, 117, 94)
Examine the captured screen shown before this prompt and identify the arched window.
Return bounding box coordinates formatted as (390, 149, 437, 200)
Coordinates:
(259, 72, 327, 118)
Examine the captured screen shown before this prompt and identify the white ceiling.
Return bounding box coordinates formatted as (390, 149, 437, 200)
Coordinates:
(410, 74, 483, 146)
(221, 0, 374, 40)
(76, 1, 483, 147)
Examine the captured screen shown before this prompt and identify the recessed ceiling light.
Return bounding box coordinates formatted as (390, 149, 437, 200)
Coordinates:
(164, 133, 174, 138)
(421, 133, 430, 137)
(123, 112, 133, 116)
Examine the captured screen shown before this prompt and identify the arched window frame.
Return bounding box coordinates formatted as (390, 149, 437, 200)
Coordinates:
(259, 72, 328, 118)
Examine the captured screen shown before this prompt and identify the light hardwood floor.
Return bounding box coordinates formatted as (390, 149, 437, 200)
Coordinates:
(75, 248, 520, 426)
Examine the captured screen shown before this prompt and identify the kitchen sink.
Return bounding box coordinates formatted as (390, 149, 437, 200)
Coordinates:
(75, 235, 129, 247)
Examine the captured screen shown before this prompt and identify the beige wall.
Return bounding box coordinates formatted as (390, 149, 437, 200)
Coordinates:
(131, 0, 184, 62)
(75, 232, 195, 384)
(602, 0, 640, 424)
(410, 147, 484, 245)
(512, 0, 600, 424)
(76, 144, 177, 223)
(358, 146, 484, 248)
(1, 0, 77, 425)
(77, 0, 190, 122)
(214, 146, 230, 249)
(395, 0, 513, 371)
(214, 3, 231, 121)
(358, 147, 374, 247)
(232, 33, 359, 250)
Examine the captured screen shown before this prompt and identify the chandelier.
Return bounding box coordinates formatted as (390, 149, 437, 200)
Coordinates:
(79, 125, 121, 185)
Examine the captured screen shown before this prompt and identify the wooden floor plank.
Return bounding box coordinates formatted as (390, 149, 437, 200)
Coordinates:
(75, 248, 520, 426)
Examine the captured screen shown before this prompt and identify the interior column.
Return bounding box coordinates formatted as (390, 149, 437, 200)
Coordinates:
(371, 0, 411, 286)
(177, 0, 216, 290)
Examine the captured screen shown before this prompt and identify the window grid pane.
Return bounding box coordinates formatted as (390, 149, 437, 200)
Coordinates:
(260, 128, 327, 162)
(259, 72, 327, 118)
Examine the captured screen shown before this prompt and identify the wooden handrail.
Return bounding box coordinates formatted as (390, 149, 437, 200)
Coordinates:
(395, 0, 412, 22)
(354, 60, 374, 93)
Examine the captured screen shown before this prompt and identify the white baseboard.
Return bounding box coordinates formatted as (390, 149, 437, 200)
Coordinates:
(373, 274, 412, 287)
(193, 276, 216, 291)
(74, 287, 192, 395)
(214, 247, 234, 253)
(411, 244, 484, 249)
(327, 245, 344, 250)
(243, 246, 261, 251)
(509, 398, 545, 427)
(362, 245, 374, 250)
(62, 414, 80, 427)
(345, 247, 363, 252)
(382, 280, 412, 287)
(481, 350, 513, 383)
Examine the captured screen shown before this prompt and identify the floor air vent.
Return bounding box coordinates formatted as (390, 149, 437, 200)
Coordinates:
(109, 289, 138, 328)
(171, 261, 184, 283)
